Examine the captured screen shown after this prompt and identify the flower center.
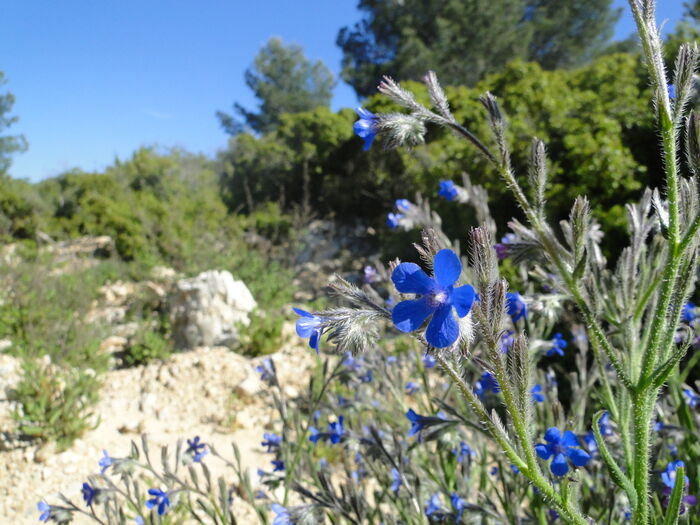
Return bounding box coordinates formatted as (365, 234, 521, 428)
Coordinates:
(427, 289, 449, 308)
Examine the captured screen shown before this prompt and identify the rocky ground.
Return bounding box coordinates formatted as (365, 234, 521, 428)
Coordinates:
(0, 324, 316, 524)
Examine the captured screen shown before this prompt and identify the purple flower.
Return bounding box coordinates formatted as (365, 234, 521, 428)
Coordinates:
(363, 265, 378, 284)
(547, 333, 567, 357)
(535, 427, 591, 476)
(390, 468, 402, 493)
(98, 449, 112, 474)
(255, 358, 275, 383)
(261, 432, 283, 453)
(451, 493, 467, 521)
(531, 384, 545, 403)
(186, 436, 207, 462)
(146, 488, 171, 516)
(293, 308, 324, 353)
(494, 233, 517, 260)
(354, 107, 378, 150)
(474, 372, 500, 399)
(386, 212, 404, 229)
(506, 292, 528, 322)
(438, 180, 458, 201)
(271, 503, 292, 525)
(391, 249, 475, 348)
(37, 501, 51, 522)
(82, 482, 97, 506)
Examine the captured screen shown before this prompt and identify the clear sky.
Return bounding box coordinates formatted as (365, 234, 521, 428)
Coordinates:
(1, 1, 687, 182)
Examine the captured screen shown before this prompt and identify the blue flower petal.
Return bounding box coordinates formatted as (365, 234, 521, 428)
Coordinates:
(392, 263, 436, 294)
(561, 430, 579, 447)
(309, 330, 320, 353)
(146, 500, 156, 509)
(294, 308, 321, 339)
(550, 453, 569, 476)
(433, 249, 462, 288)
(425, 304, 459, 348)
(392, 298, 434, 332)
(451, 284, 475, 317)
(567, 447, 591, 467)
(535, 444, 551, 460)
(544, 427, 561, 443)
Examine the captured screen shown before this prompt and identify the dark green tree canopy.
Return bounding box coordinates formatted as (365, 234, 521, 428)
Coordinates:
(337, 0, 620, 96)
(0, 71, 28, 177)
(217, 38, 337, 134)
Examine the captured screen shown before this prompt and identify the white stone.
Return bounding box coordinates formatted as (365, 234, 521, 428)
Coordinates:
(168, 270, 257, 349)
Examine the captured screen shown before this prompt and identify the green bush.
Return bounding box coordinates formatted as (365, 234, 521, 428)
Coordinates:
(123, 329, 172, 366)
(233, 311, 284, 357)
(12, 359, 100, 450)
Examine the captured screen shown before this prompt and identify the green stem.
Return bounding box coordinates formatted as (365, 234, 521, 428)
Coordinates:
(632, 391, 654, 524)
(435, 355, 589, 525)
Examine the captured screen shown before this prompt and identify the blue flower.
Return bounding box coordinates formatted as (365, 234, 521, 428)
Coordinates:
(422, 353, 437, 368)
(309, 416, 345, 444)
(683, 388, 699, 408)
(293, 308, 324, 353)
(682, 302, 696, 323)
(391, 249, 475, 348)
(186, 436, 207, 462)
(425, 492, 443, 518)
(668, 84, 676, 100)
(135, 517, 145, 525)
(99, 449, 112, 474)
(146, 488, 171, 516)
(406, 409, 446, 441)
(549, 509, 560, 522)
(662, 460, 689, 489)
(37, 501, 51, 522)
(328, 416, 345, 444)
(261, 432, 283, 453)
(451, 493, 467, 521)
(395, 198, 411, 211)
(386, 212, 404, 229)
(390, 468, 402, 493)
(531, 384, 545, 403)
(354, 107, 378, 150)
(474, 372, 500, 399)
(506, 292, 528, 322)
(494, 233, 517, 260)
(453, 441, 476, 462)
(82, 482, 97, 506)
(272, 460, 285, 471)
(256, 358, 275, 384)
(547, 333, 567, 357)
(405, 381, 419, 395)
(535, 427, 591, 476)
(583, 431, 597, 453)
(511, 464, 520, 474)
(598, 411, 613, 436)
(271, 503, 292, 525)
(500, 330, 514, 353)
(438, 180, 458, 201)
(386, 355, 397, 364)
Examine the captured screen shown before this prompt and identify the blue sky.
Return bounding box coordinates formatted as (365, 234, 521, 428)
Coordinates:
(2, 1, 686, 182)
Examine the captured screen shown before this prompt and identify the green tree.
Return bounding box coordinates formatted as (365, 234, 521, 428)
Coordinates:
(217, 38, 336, 134)
(0, 71, 28, 177)
(337, 0, 619, 96)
